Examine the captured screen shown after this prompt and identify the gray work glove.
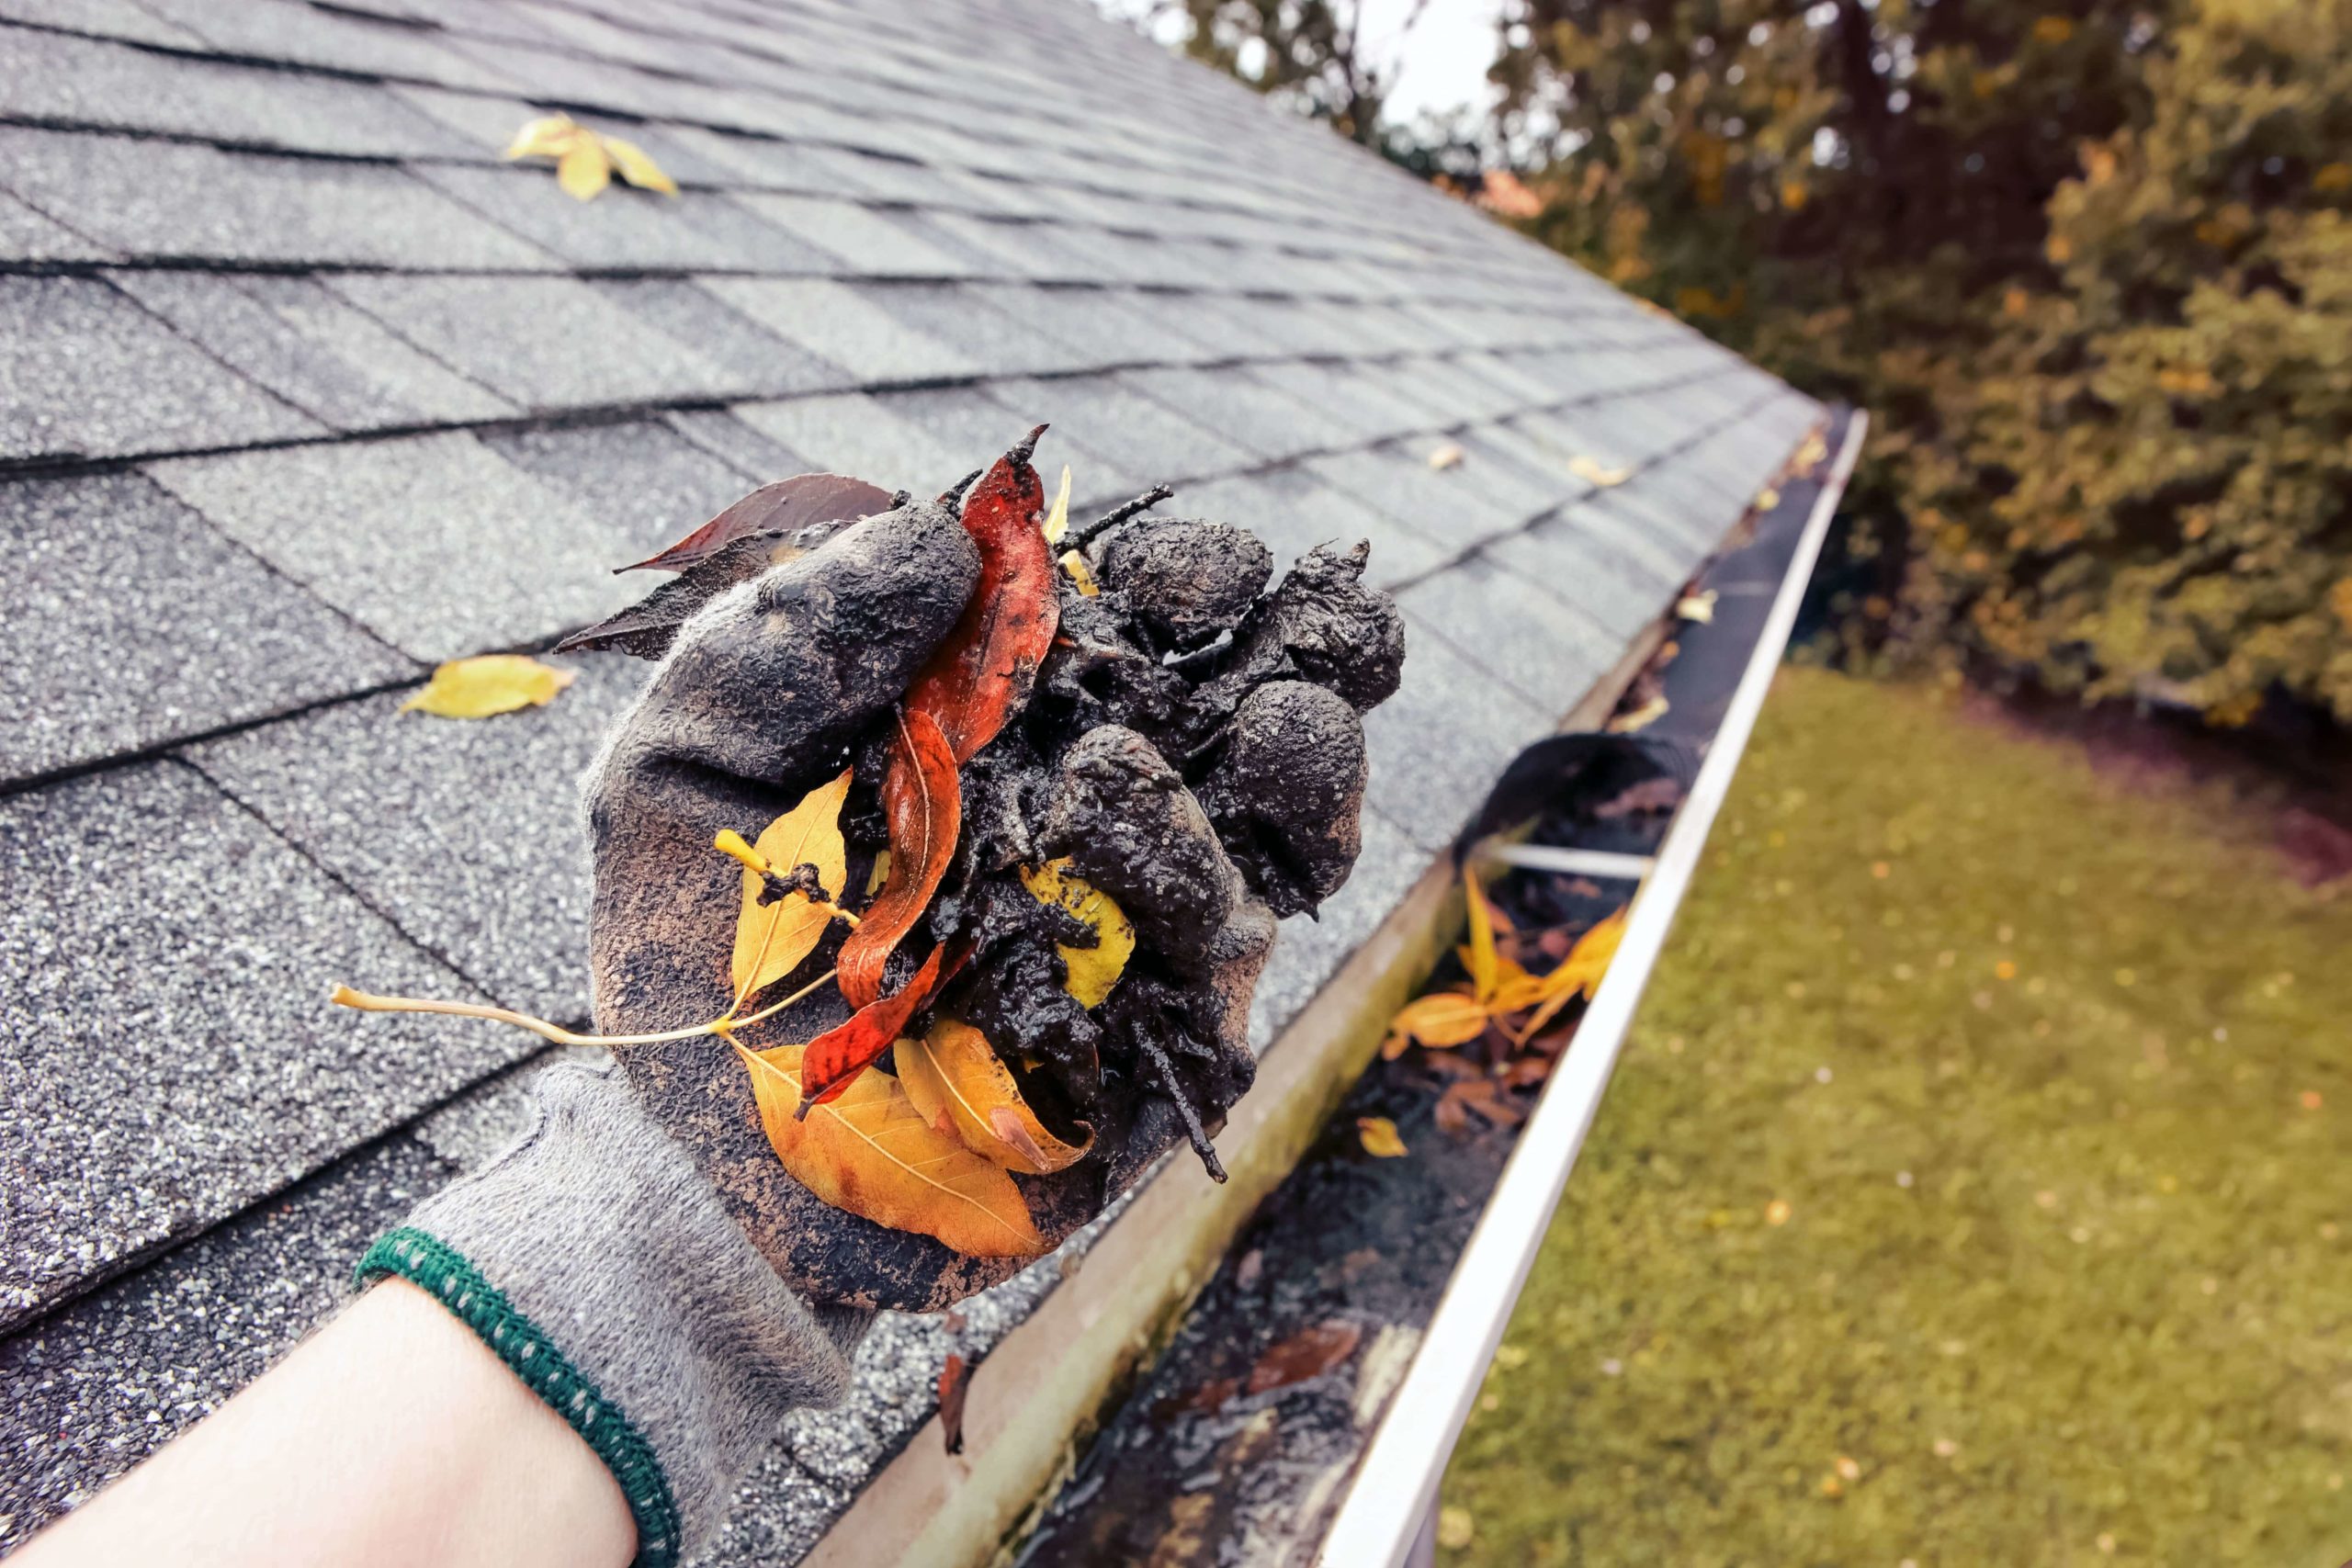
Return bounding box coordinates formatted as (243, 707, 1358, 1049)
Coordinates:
(358, 458, 1402, 1564)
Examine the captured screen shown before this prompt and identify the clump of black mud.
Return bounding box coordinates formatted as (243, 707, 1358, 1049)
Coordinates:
(859, 482, 1405, 1186)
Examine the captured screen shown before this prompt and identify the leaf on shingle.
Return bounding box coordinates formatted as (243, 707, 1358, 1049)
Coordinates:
(736, 1040, 1045, 1258)
(503, 111, 676, 203)
(401, 655, 574, 718)
(603, 135, 680, 195)
(1570, 455, 1632, 487)
(729, 770, 850, 1001)
(899, 1018, 1092, 1175)
(503, 114, 581, 161)
(557, 142, 611, 200)
(1428, 442, 1464, 471)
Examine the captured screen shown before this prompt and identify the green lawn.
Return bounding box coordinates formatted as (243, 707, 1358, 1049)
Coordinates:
(1440, 666, 2352, 1568)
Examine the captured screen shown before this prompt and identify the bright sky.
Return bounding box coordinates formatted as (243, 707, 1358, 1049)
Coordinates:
(1090, 0, 1509, 130)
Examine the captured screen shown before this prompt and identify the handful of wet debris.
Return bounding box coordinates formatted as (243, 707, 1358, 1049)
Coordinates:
(560, 430, 1406, 1298)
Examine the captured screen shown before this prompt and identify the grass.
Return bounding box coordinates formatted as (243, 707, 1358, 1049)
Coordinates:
(1438, 666, 2352, 1568)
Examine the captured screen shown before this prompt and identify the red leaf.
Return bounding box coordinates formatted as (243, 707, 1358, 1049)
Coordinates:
(901, 429, 1057, 763)
(938, 1352, 970, 1456)
(1246, 1320, 1363, 1395)
(617, 473, 894, 573)
(837, 708, 961, 1011)
(799, 944, 945, 1110)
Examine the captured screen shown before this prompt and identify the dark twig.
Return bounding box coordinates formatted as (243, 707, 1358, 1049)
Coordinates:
(1136, 1027, 1226, 1182)
(1065, 483, 1177, 553)
(938, 468, 982, 510)
(1008, 423, 1048, 467)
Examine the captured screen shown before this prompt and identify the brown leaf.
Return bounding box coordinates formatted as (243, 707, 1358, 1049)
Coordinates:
(1433, 1090, 1471, 1135)
(557, 534, 802, 659)
(838, 708, 961, 1011)
(729, 770, 850, 1001)
(799, 944, 945, 1110)
(937, 1352, 970, 1455)
(619, 474, 894, 574)
(899, 1018, 1093, 1174)
(736, 1040, 1045, 1256)
(901, 431, 1057, 763)
(1246, 1321, 1363, 1395)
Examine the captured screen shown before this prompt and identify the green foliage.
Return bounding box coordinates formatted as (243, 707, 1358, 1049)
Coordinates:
(1494, 0, 2352, 720)
(1441, 667, 2352, 1565)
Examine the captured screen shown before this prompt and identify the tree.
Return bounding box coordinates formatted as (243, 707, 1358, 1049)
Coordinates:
(1144, 1, 1430, 147)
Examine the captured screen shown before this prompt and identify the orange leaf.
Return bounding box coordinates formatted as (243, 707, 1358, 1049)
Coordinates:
(1520, 907, 1629, 1037)
(729, 770, 850, 1002)
(800, 944, 944, 1109)
(898, 1018, 1092, 1175)
(1463, 865, 1501, 1003)
(1357, 1116, 1408, 1157)
(838, 708, 960, 1010)
(901, 430, 1058, 764)
(1385, 991, 1492, 1051)
(735, 1040, 1045, 1257)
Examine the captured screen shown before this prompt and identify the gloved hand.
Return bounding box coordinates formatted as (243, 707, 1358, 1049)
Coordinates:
(357, 443, 1402, 1565)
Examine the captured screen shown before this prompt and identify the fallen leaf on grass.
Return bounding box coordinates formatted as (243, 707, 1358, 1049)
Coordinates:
(838, 709, 960, 1010)
(401, 655, 573, 718)
(738, 1040, 1045, 1256)
(1019, 857, 1134, 1007)
(1357, 1115, 1408, 1157)
(1427, 442, 1464, 471)
(899, 1018, 1093, 1175)
(727, 771, 850, 1000)
(1437, 1506, 1476, 1550)
(938, 1353, 970, 1455)
(504, 113, 677, 200)
(1676, 589, 1718, 624)
(1248, 1320, 1363, 1393)
(1570, 455, 1632, 487)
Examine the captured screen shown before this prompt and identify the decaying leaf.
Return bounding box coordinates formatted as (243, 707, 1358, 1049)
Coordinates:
(503, 112, 677, 201)
(1059, 549, 1101, 596)
(729, 771, 850, 1001)
(899, 1018, 1093, 1175)
(1570, 455, 1632, 488)
(1676, 589, 1718, 624)
(400, 655, 574, 718)
(1427, 442, 1464, 471)
(1357, 1115, 1408, 1157)
(837, 709, 961, 1011)
(938, 1352, 970, 1455)
(1018, 857, 1134, 1008)
(901, 431, 1057, 764)
(618, 474, 894, 575)
(736, 1040, 1046, 1258)
(800, 945, 945, 1109)
(1248, 1320, 1363, 1393)
(1609, 694, 1669, 733)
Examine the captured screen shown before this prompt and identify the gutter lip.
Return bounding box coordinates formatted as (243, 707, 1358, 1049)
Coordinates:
(1313, 407, 1871, 1568)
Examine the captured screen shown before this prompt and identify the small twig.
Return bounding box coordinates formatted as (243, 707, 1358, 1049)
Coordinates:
(1136, 1027, 1226, 1183)
(938, 468, 982, 510)
(1064, 483, 1175, 554)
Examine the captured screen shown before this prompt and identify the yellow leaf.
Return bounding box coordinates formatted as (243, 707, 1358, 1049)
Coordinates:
(1463, 865, 1501, 1003)
(2316, 163, 2352, 193)
(1676, 590, 1717, 624)
(731, 771, 851, 1000)
(1753, 487, 1781, 511)
(1487, 956, 1551, 1014)
(1020, 857, 1134, 1007)
(1521, 907, 1628, 1036)
(557, 142, 611, 200)
(736, 1040, 1046, 1257)
(1385, 990, 1491, 1051)
(2329, 579, 2352, 631)
(2031, 14, 2073, 42)
(1427, 442, 1464, 471)
(898, 1019, 1092, 1175)
(1059, 548, 1101, 597)
(865, 848, 892, 897)
(1609, 694, 1668, 733)
(1357, 1116, 1408, 1157)
(503, 113, 582, 161)
(601, 134, 678, 195)
(400, 655, 575, 718)
(1570, 455, 1631, 487)
(1041, 465, 1073, 544)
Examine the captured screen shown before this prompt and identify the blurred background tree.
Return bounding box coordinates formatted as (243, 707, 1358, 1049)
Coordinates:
(1136, 0, 2352, 726)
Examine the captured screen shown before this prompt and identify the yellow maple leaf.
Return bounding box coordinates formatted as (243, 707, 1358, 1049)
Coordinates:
(400, 655, 574, 718)
(722, 771, 850, 1002)
(737, 1040, 1046, 1257)
(1020, 857, 1134, 1007)
(1357, 1116, 1408, 1157)
(898, 1019, 1092, 1176)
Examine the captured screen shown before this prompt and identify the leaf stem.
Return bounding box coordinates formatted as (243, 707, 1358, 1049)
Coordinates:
(332, 969, 839, 1048)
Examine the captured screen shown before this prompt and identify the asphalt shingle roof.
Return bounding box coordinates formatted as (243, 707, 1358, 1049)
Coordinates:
(0, 0, 1823, 1552)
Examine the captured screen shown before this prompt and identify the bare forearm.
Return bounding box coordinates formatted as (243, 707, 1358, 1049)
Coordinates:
(16, 1279, 634, 1568)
